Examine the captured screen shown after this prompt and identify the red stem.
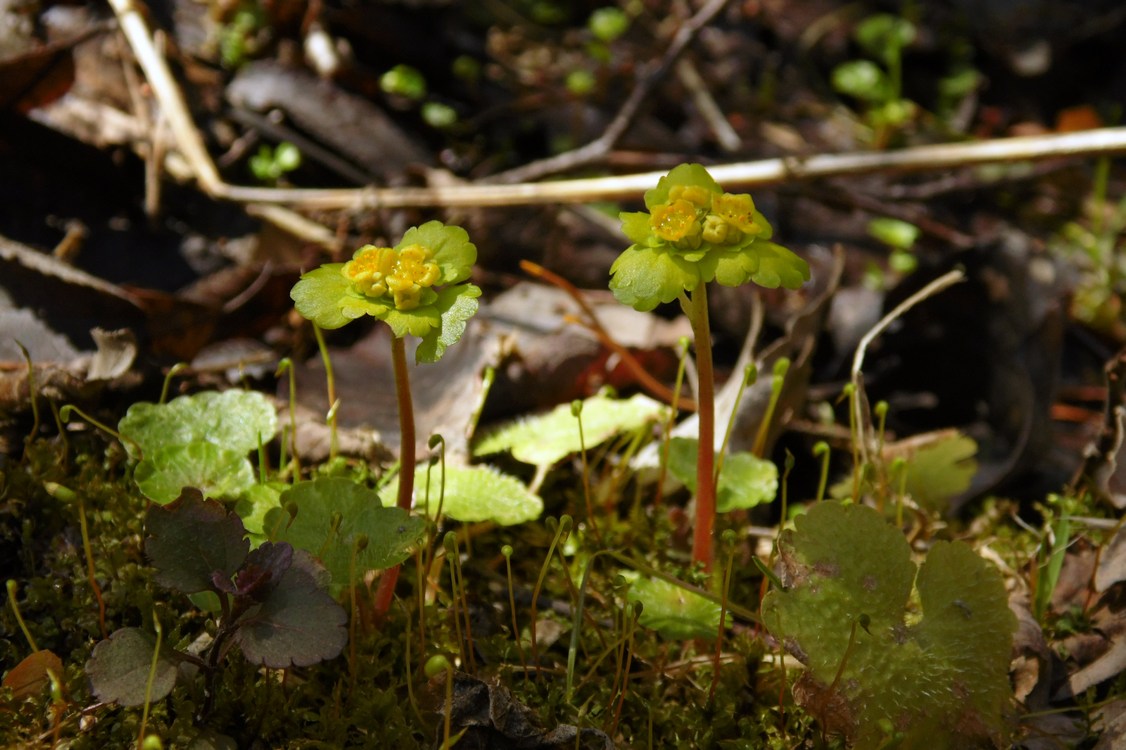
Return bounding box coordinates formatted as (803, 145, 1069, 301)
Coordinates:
(373, 334, 417, 619)
(688, 285, 716, 572)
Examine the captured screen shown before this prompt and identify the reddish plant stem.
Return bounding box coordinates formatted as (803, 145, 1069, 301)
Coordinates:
(373, 334, 417, 620)
(687, 284, 716, 572)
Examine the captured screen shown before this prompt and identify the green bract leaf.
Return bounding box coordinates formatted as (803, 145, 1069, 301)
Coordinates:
(474, 392, 668, 467)
(609, 244, 700, 311)
(761, 501, 1015, 748)
(626, 574, 727, 641)
(233, 549, 347, 668)
(264, 477, 427, 596)
(145, 489, 249, 594)
(119, 390, 278, 460)
(383, 464, 543, 525)
(134, 442, 256, 504)
(416, 283, 482, 363)
(398, 220, 476, 285)
(379, 299, 443, 339)
(642, 163, 720, 210)
(665, 438, 779, 512)
(620, 212, 654, 245)
(290, 264, 353, 329)
(86, 627, 180, 707)
(746, 241, 811, 289)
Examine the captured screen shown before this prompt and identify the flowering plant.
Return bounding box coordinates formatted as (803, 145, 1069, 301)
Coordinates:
(608, 164, 809, 570)
(290, 220, 481, 363)
(610, 163, 809, 311)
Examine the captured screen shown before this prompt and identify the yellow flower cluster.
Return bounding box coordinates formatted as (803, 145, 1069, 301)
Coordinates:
(649, 185, 761, 249)
(342, 243, 441, 310)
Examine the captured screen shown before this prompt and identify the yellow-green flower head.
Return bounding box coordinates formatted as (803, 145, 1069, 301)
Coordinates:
(342, 243, 441, 310)
(651, 199, 703, 244)
(711, 193, 760, 234)
(610, 163, 810, 312)
(291, 221, 482, 363)
(667, 184, 713, 209)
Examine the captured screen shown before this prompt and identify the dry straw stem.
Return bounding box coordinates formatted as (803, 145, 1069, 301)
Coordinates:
(849, 269, 966, 466)
(112, 0, 1126, 211)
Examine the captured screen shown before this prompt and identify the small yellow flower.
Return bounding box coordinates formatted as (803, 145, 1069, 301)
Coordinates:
(701, 214, 740, 245)
(343, 243, 441, 310)
(668, 184, 712, 209)
(710, 193, 760, 235)
(651, 199, 702, 243)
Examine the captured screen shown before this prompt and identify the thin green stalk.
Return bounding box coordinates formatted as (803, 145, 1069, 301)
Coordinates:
(709, 530, 737, 704)
(751, 357, 789, 458)
(684, 285, 716, 571)
(502, 545, 527, 674)
(572, 400, 602, 542)
(158, 363, 187, 404)
(46, 483, 107, 639)
(530, 515, 572, 678)
(137, 610, 162, 749)
(715, 363, 757, 479)
(372, 334, 417, 620)
(6, 580, 39, 651)
(654, 337, 690, 510)
(60, 404, 143, 459)
(566, 549, 611, 701)
(275, 358, 300, 477)
(312, 325, 339, 461)
(813, 441, 830, 503)
(16, 342, 39, 460)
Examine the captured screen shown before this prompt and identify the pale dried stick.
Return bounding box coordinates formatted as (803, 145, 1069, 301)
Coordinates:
(108, 0, 1126, 211)
(849, 269, 966, 466)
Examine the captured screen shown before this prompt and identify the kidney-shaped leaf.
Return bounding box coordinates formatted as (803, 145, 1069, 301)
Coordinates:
(119, 390, 278, 459)
(134, 441, 256, 504)
(265, 477, 426, 595)
(762, 501, 1015, 748)
(384, 464, 543, 525)
(626, 575, 728, 641)
(145, 489, 249, 594)
(86, 627, 180, 707)
(473, 393, 667, 467)
(233, 550, 347, 667)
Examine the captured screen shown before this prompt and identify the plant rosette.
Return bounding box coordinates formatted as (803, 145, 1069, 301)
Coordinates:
(290, 220, 482, 362)
(609, 163, 810, 311)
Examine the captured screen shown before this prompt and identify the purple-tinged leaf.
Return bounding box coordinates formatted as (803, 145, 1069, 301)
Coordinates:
(235, 542, 294, 599)
(233, 549, 346, 668)
(145, 488, 249, 595)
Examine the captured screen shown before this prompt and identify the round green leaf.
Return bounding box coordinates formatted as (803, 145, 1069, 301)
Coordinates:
(384, 464, 543, 525)
(135, 442, 256, 504)
(290, 264, 353, 329)
(118, 390, 278, 460)
(626, 575, 727, 641)
(609, 244, 700, 311)
(86, 627, 180, 707)
(831, 60, 890, 102)
(397, 220, 477, 285)
(265, 477, 427, 596)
